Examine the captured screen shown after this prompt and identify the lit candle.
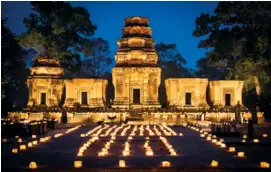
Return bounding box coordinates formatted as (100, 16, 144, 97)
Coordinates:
(211, 160, 218, 167)
(212, 139, 217, 143)
(262, 134, 268, 138)
(32, 135, 36, 139)
(229, 147, 235, 152)
(221, 143, 226, 148)
(243, 135, 247, 139)
(146, 150, 153, 156)
(29, 162, 37, 169)
(18, 138, 22, 143)
(207, 136, 211, 141)
(28, 142, 33, 147)
(242, 139, 246, 143)
(260, 162, 270, 168)
(162, 161, 171, 167)
(32, 140, 38, 145)
(12, 148, 18, 153)
(19, 145, 26, 150)
(74, 161, 82, 168)
(237, 152, 245, 158)
(119, 160, 126, 167)
(179, 133, 183, 136)
(200, 134, 205, 138)
(253, 139, 259, 143)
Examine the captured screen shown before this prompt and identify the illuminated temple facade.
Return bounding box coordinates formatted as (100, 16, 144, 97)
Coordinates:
(9, 16, 249, 123)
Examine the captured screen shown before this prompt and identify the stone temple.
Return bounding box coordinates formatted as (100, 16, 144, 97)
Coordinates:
(9, 16, 256, 123)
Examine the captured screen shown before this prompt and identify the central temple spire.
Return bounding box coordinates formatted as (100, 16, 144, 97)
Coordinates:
(115, 16, 158, 66)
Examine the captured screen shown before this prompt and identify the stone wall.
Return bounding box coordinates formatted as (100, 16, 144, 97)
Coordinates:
(67, 112, 122, 123)
(64, 78, 107, 108)
(165, 78, 209, 108)
(112, 67, 161, 109)
(209, 80, 243, 106)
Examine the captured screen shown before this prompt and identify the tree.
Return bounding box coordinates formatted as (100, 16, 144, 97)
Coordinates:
(193, 2, 271, 118)
(193, 2, 271, 95)
(18, 1, 97, 76)
(1, 17, 28, 115)
(80, 38, 112, 77)
(155, 42, 192, 80)
(196, 57, 225, 80)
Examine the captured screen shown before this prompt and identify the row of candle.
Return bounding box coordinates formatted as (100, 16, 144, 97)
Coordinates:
(80, 125, 102, 137)
(12, 136, 51, 154)
(144, 137, 154, 156)
(160, 136, 177, 156)
(55, 125, 82, 138)
(77, 136, 99, 157)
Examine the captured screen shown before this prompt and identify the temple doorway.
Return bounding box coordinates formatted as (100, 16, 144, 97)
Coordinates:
(133, 89, 140, 104)
(185, 92, 191, 105)
(81, 92, 88, 105)
(40, 93, 46, 105)
(225, 94, 231, 106)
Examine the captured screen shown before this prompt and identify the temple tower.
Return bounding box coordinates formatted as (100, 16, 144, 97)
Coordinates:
(112, 17, 161, 109)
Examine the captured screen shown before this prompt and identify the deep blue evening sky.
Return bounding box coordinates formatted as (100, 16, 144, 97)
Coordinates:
(2, 1, 218, 69)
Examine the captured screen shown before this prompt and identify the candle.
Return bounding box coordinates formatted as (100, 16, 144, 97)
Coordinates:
(146, 150, 153, 156)
(179, 133, 183, 136)
(207, 136, 211, 141)
(29, 162, 37, 169)
(200, 134, 205, 138)
(32, 140, 38, 145)
(212, 139, 217, 143)
(12, 148, 18, 153)
(211, 160, 218, 167)
(28, 142, 33, 147)
(20, 145, 26, 150)
(74, 161, 82, 168)
(221, 143, 226, 148)
(243, 135, 247, 139)
(262, 134, 268, 138)
(229, 147, 235, 152)
(253, 139, 259, 143)
(162, 161, 170, 167)
(32, 135, 36, 139)
(237, 152, 245, 157)
(18, 138, 22, 143)
(119, 160, 126, 167)
(260, 162, 270, 168)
